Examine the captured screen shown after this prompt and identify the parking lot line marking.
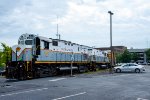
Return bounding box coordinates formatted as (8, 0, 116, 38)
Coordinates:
(52, 92, 86, 100)
(0, 88, 48, 97)
(48, 78, 66, 82)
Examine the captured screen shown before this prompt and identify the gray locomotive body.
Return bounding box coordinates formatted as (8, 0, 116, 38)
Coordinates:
(6, 34, 110, 80)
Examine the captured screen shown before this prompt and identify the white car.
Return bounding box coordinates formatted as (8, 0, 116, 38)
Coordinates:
(114, 63, 145, 73)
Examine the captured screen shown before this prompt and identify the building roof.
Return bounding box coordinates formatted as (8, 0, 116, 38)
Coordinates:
(128, 49, 148, 53)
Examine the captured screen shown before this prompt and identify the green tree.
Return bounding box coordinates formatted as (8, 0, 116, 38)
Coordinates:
(121, 49, 131, 63)
(146, 49, 150, 62)
(0, 43, 11, 68)
(115, 49, 132, 64)
(116, 53, 122, 63)
(131, 52, 139, 62)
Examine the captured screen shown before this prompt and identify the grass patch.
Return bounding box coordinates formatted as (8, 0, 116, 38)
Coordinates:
(0, 76, 5, 78)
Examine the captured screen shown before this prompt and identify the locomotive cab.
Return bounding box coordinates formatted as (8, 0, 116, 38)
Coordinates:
(18, 33, 35, 46)
(11, 34, 36, 62)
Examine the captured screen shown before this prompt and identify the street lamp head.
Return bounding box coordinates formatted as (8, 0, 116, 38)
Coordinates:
(108, 11, 113, 15)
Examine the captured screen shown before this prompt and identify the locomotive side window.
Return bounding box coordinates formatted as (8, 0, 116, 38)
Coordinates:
(25, 40, 32, 45)
(44, 41, 49, 49)
(52, 41, 58, 46)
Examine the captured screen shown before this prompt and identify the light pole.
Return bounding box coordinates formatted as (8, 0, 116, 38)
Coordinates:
(108, 11, 113, 73)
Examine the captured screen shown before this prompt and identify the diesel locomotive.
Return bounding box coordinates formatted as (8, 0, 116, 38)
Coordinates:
(6, 33, 110, 80)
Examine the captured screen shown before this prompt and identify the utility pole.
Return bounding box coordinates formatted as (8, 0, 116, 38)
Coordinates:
(108, 11, 114, 73)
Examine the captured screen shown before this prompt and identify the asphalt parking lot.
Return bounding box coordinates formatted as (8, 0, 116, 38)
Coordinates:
(0, 65, 150, 100)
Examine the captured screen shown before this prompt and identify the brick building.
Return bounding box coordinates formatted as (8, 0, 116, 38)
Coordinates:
(128, 49, 148, 64)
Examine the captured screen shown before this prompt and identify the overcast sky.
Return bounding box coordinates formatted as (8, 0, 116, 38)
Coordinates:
(0, 0, 150, 49)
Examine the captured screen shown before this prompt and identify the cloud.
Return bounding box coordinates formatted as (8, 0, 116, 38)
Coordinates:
(0, 0, 150, 49)
(0, 0, 69, 47)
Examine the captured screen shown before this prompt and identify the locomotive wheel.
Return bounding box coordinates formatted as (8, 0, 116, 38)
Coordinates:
(48, 67, 53, 76)
(27, 71, 33, 79)
(51, 67, 58, 76)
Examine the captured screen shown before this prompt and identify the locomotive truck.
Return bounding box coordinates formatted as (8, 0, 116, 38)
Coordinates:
(5, 33, 110, 80)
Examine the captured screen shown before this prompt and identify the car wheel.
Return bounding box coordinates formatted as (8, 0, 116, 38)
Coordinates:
(135, 68, 140, 73)
(116, 68, 121, 73)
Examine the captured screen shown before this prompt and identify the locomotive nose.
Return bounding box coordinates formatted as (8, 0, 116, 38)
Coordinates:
(12, 45, 25, 56)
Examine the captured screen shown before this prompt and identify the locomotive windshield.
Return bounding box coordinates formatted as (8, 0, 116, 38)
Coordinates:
(25, 40, 33, 45)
